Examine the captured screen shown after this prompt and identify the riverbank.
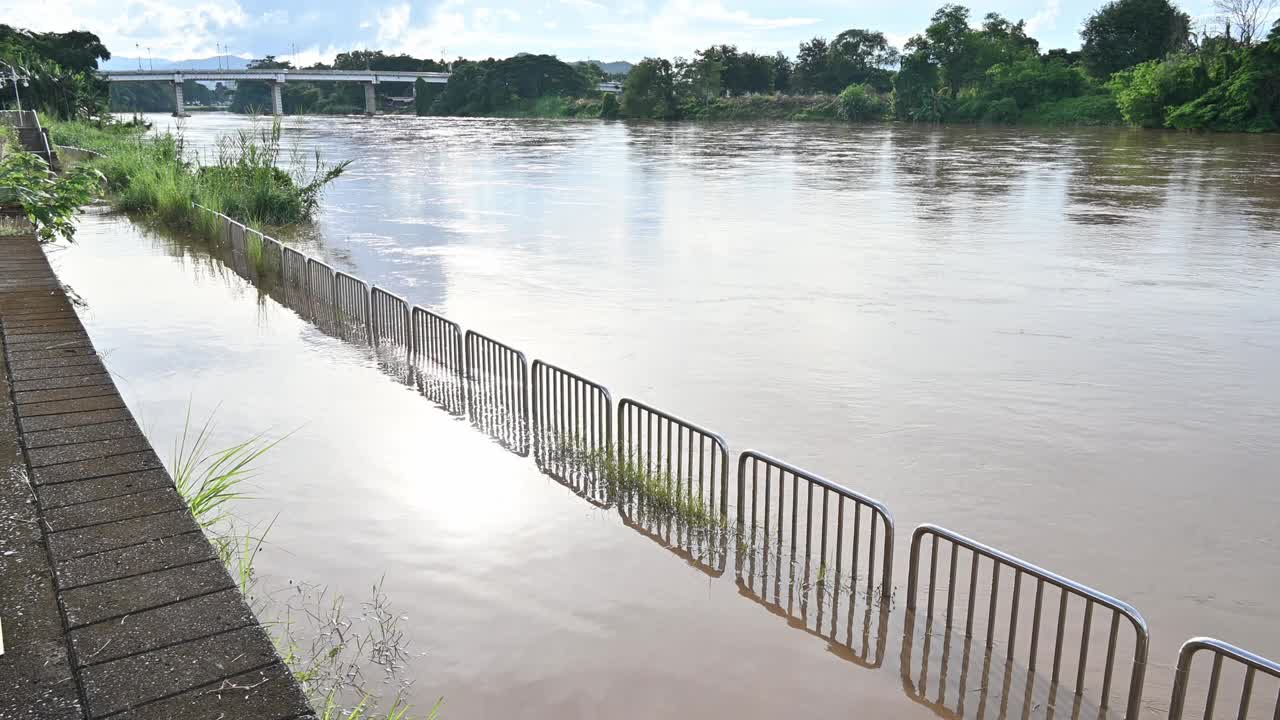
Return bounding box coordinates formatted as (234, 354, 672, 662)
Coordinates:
(0, 229, 312, 718)
(42, 117, 347, 240)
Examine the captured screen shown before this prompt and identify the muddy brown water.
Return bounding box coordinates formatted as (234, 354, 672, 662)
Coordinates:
(59, 115, 1280, 717)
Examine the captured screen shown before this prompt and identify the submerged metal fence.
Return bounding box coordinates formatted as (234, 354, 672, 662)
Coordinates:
(465, 330, 529, 456)
(616, 399, 730, 574)
(410, 306, 466, 415)
(531, 361, 612, 507)
(905, 524, 1149, 719)
(737, 451, 894, 666)
(194, 204, 1279, 720)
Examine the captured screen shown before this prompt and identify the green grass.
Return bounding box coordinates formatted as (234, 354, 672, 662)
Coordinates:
(43, 116, 348, 239)
(1020, 94, 1123, 126)
(549, 436, 725, 531)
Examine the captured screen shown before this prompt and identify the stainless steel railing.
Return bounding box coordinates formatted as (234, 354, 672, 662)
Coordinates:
(1169, 637, 1280, 720)
(191, 203, 1278, 720)
(906, 524, 1149, 718)
(531, 360, 613, 507)
(465, 329, 529, 456)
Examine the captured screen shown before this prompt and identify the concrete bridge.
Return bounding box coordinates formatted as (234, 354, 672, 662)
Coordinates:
(100, 69, 624, 116)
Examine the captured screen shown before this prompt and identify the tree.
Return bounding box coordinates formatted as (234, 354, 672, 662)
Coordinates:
(828, 29, 900, 91)
(794, 37, 832, 93)
(770, 52, 793, 93)
(1080, 0, 1192, 78)
(676, 55, 723, 106)
(910, 4, 980, 92)
(621, 57, 678, 118)
(1212, 0, 1278, 45)
(892, 50, 943, 119)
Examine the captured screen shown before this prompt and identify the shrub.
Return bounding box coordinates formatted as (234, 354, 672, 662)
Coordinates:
(837, 83, 888, 121)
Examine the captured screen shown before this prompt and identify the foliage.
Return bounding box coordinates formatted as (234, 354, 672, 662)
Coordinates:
(425, 54, 590, 116)
(45, 117, 348, 233)
(0, 130, 102, 242)
(1108, 53, 1210, 126)
(1164, 36, 1280, 130)
(0, 25, 110, 119)
(1019, 93, 1124, 125)
(837, 83, 889, 120)
(599, 92, 620, 119)
(1081, 0, 1192, 78)
(621, 58, 679, 119)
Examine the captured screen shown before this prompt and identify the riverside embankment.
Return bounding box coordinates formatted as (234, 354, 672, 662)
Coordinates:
(0, 230, 312, 719)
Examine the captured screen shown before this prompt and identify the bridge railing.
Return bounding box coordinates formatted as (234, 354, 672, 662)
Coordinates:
(191, 202, 1277, 720)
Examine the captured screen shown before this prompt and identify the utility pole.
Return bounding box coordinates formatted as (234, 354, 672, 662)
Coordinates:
(136, 44, 143, 70)
(147, 47, 154, 71)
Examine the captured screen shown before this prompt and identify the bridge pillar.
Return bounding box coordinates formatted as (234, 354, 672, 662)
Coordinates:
(270, 81, 284, 116)
(172, 80, 186, 117)
(363, 82, 377, 116)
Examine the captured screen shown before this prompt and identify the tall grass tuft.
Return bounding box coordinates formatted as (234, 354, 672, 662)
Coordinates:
(43, 116, 349, 237)
(172, 405, 282, 527)
(169, 412, 435, 720)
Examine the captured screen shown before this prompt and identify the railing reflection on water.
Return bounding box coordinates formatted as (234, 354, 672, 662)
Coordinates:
(307, 258, 338, 334)
(904, 525, 1148, 720)
(334, 271, 371, 344)
(736, 451, 894, 666)
(410, 306, 466, 415)
(465, 330, 529, 456)
(195, 204, 1280, 720)
(531, 361, 612, 507)
(616, 399, 730, 575)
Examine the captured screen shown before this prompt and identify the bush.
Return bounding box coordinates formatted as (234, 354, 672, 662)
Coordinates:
(1108, 54, 1210, 127)
(1021, 93, 1123, 125)
(600, 92, 620, 119)
(837, 83, 888, 121)
(45, 117, 347, 235)
(983, 96, 1020, 123)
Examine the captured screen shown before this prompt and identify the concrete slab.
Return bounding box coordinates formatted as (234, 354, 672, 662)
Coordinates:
(45, 509, 199, 559)
(24, 419, 144, 450)
(17, 395, 124, 418)
(107, 664, 313, 720)
(61, 560, 234, 629)
(53, 531, 216, 589)
(15, 384, 118, 405)
(69, 588, 256, 666)
(43, 487, 185, 532)
(35, 469, 174, 510)
(31, 450, 164, 485)
(27, 435, 153, 467)
(79, 625, 280, 716)
(19, 408, 134, 432)
(12, 373, 114, 393)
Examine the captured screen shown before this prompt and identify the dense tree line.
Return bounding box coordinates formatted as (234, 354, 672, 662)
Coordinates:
(619, 0, 1280, 130)
(0, 25, 110, 119)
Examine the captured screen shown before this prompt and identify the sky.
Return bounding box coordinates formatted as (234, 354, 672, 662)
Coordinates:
(0, 0, 1222, 65)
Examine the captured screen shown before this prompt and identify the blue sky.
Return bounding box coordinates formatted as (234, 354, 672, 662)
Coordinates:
(2, 0, 1221, 65)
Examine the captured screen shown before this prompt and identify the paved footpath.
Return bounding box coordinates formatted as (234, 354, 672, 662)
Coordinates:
(0, 234, 313, 719)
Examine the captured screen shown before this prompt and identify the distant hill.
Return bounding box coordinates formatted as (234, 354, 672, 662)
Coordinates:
(589, 60, 632, 76)
(101, 55, 250, 71)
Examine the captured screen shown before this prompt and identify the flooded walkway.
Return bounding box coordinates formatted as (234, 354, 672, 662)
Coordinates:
(0, 233, 312, 718)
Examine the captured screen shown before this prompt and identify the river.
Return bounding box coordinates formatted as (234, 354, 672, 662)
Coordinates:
(58, 113, 1280, 718)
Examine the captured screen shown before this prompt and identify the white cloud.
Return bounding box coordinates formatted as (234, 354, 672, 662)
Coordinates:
(6, 0, 251, 58)
(1025, 0, 1062, 36)
(585, 0, 819, 56)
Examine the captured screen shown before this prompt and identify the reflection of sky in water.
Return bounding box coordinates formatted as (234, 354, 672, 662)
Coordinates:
(119, 114, 1280, 708)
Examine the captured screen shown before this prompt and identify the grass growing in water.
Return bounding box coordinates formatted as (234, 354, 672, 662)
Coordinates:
(171, 410, 437, 720)
(43, 115, 348, 239)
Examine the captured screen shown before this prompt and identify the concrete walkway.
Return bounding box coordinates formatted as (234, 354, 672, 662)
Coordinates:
(0, 233, 313, 718)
